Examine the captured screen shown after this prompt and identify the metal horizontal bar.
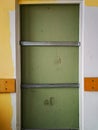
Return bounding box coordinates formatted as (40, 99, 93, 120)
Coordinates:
(20, 41, 80, 47)
(21, 83, 79, 88)
(22, 128, 79, 130)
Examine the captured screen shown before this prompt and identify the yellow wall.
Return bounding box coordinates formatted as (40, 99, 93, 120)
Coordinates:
(0, 0, 15, 130)
(85, 0, 98, 6)
(19, 0, 61, 4)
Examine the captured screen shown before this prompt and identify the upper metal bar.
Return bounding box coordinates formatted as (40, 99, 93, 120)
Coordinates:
(22, 128, 79, 130)
(21, 83, 79, 88)
(20, 41, 80, 47)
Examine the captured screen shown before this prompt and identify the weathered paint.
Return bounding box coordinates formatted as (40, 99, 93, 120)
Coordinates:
(10, 11, 16, 130)
(85, 0, 98, 7)
(10, 11, 16, 78)
(0, 1, 15, 130)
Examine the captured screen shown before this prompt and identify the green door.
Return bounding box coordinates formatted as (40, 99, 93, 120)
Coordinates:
(21, 4, 79, 130)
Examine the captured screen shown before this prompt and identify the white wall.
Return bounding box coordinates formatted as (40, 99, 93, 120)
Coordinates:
(84, 6, 98, 130)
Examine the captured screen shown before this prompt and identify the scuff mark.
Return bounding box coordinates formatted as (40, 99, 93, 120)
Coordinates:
(55, 56, 62, 65)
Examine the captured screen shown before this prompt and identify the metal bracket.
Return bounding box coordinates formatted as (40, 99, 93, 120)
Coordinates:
(0, 79, 16, 93)
(84, 77, 98, 91)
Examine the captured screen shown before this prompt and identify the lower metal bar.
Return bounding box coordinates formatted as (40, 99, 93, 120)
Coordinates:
(21, 41, 80, 47)
(22, 128, 79, 130)
(21, 83, 79, 88)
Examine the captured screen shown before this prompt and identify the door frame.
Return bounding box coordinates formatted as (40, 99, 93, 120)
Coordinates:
(16, 0, 84, 130)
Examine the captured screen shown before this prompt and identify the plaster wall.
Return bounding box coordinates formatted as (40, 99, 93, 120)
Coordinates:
(84, 6, 98, 130)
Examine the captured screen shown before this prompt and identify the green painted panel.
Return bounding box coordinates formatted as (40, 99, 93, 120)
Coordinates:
(21, 47, 79, 84)
(21, 4, 79, 129)
(21, 4, 79, 41)
(22, 88, 79, 129)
